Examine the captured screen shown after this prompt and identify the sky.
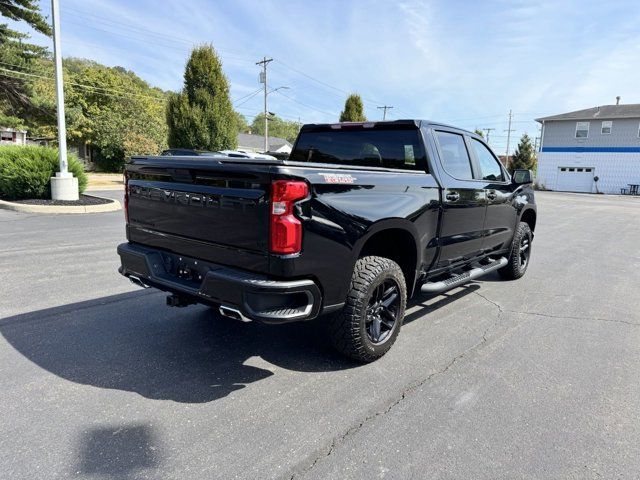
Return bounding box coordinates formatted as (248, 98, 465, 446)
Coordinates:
(8, 0, 640, 154)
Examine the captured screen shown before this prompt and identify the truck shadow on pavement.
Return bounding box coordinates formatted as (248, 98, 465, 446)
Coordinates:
(1, 286, 478, 404)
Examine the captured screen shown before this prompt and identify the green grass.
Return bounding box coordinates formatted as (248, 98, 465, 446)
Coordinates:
(0, 145, 87, 200)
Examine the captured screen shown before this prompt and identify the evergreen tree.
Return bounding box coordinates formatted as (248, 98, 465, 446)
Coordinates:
(509, 133, 536, 174)
(167, 45, 237, 150)
(0, 1, 51, 35)
(0, 1, 51, 110)
(339, 93, 366, 122)
(474, 129, 484, 137)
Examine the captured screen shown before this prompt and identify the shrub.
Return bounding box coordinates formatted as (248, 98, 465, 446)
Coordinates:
(0, 145, 87, 200)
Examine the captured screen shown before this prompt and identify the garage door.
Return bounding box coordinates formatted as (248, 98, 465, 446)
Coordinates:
(556, 167, 594, 193)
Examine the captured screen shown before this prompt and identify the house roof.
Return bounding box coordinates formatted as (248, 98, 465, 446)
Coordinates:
(0, 127, 27, 133)
(535, 104, 640, 122)
(237, 133, 292, 150)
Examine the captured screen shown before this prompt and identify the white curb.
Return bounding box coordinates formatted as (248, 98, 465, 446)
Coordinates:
(0, 195, 121, 214)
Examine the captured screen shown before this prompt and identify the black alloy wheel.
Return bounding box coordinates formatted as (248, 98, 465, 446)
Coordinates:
(519, 233, 531, 270)
(365, 279, 400, 345)
(328, 256, 407, 362)
(498, 221, 532, 280)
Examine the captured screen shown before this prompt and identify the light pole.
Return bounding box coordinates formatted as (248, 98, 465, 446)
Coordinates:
(262, 86, 289, 152)
(50, 0, 78, 200)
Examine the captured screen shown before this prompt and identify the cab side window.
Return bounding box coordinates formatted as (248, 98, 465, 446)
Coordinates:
(435, 131, 473, 180)
(471, 139, 504, 181)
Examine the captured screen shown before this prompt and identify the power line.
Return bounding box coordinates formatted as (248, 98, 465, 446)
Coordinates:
(54, 5, 256, 62)
(232, 88, 262, 105)
(273, 60, 409, 112)
(0, 66, 166, 103)
(273, 90, 337, 118)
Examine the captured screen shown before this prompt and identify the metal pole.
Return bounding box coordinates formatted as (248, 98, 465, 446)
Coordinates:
(256, 56, 273, 152)
(504, 109, 515, 169)
(263, 60, 267, 152)
(377, 105, 393, 120)
(484, 127, 495, 143)
(51, 0, 67, 174)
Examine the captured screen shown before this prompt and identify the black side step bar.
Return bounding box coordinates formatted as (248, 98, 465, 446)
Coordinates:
(420, 257, 508, 294)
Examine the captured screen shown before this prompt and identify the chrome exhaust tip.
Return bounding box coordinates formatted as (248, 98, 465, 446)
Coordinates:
(219, 305, 251, 322)
(128, 275, 149, 289)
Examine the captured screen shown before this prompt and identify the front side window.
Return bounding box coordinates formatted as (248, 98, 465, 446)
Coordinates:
(601, 121, 612, 134)
(470, 138, 504, 181)
(435, 131, 473, 180)
(576, 122, 589, 138)
(290, 128, 427, 171)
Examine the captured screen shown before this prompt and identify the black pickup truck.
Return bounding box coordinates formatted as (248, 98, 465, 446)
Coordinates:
(118, 120, 536, 361)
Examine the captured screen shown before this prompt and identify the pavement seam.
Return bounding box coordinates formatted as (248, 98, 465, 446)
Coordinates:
(472, 291, 640, 327)
(287, 321, 500, 479)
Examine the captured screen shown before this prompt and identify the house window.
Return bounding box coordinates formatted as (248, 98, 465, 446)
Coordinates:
(601, 121, 612, 134)
(575, 122, 589, 138)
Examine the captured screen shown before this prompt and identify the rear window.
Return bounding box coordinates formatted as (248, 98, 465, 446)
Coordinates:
(290, 128, 428, 171)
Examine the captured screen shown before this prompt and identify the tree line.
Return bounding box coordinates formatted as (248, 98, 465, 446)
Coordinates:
(1, 1, 535, 173)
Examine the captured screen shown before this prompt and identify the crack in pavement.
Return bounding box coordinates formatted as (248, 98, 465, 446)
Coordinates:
(471, 291, 640, 327)
(288, 290, 640, 478)
(287, 323, 501, 479)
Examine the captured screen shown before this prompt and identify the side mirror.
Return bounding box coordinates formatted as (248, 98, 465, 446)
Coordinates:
(512, 169, 533, 185)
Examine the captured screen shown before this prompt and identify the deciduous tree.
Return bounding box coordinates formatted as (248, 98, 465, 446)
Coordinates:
(250, 113, 299, 143)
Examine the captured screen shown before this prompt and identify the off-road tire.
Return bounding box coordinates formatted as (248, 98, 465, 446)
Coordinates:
(328, 256, 407, 362)
(498, 221, 532, 280)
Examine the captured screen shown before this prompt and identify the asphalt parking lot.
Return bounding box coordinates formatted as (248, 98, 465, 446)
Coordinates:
(1, 191, 639, 479)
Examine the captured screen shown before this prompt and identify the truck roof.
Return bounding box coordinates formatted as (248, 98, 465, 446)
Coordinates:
(299, 119, 477, 137)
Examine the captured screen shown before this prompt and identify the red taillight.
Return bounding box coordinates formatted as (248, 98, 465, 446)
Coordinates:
(270, 180, 308, 254)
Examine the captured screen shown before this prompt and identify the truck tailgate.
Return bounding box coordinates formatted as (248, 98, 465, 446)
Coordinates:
(125, 156, 273, 268)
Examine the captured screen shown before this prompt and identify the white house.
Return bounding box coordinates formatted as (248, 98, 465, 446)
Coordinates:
(536, 103, 640, 194)
(0, 127, 28, 146)
(237, 132, 292, 154)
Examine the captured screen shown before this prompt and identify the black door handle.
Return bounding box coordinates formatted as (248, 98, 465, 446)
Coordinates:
(487, 191, 497, 200)
(445, 192, 460, 201)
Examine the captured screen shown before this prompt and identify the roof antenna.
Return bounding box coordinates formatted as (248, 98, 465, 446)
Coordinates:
(616, 96, 621, 105)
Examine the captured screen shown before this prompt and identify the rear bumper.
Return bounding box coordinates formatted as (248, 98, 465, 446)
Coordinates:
(117, 242, 322, 323)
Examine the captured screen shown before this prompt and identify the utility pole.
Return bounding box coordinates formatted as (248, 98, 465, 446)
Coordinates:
(504, 109, 515, 169)
(50, 0, 78, 200)
(483, 127, 495, 143)
(377, 105, 393, 120)
(256, 56, 273, 152)
(534, 125, 542, 152)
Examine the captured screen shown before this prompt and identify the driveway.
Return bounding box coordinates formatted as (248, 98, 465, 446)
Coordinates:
(1, 191, 639, 479)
